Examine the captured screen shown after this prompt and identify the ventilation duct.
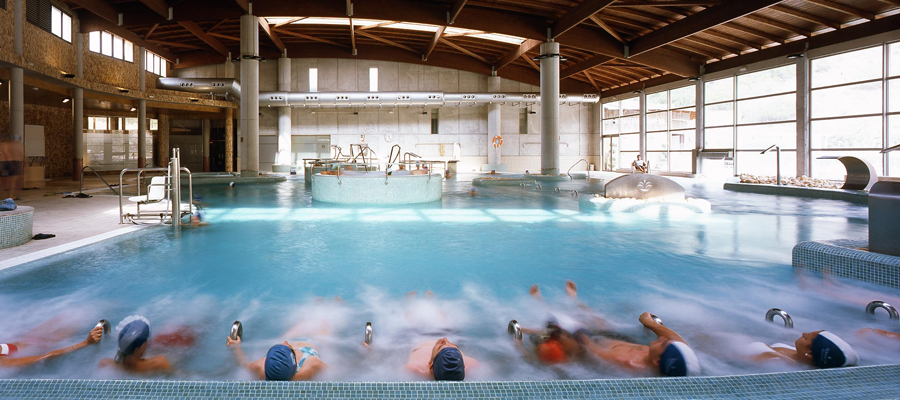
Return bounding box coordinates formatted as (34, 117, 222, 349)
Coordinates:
(157, 78, 242, 100)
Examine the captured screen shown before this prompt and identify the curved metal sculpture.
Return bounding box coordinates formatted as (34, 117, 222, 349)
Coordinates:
(603, 174, 685, 201)
(838, 156, 878, 191)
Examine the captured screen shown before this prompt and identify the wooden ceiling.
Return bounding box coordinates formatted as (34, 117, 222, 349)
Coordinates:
(62, 0, 900, 93)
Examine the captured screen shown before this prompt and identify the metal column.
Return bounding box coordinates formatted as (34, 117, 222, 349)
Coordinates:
(202, 119, 210, 172)
(540, 41, 560, 176)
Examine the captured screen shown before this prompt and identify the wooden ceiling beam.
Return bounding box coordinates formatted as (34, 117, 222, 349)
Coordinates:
(439, 38, 490, 64)
(178, 21, 231, 56)
(560, 54, 615, 79)
(803, 0, 874, 21)
(741, 13, 812, 37)
(68, 0, 119, 25)
(703, 29, 764, 50)
(551, 0, 616, 38)
(423, 25, 446, 61)
(724, 21, 787, 43)
(208, 32, 240, 42)
(355, 30, 419, 54)
(274, 18, 306, 28)
(627, 0, 784, 56)
(682, 35, 742, 55)
(521, 54, 540, 71)
(207, 19, 230, 33)
(668, 42, 721, 60)
(144, 23, 159, 40)
(258, 17, 286, 53)
(447, 0, 468, 25)
(584, 71, 600, 91)
(273, 28, 349, 48)
(146, 39, 208, 50)
(770, 4, 841, 30)
(137, 0, 169, 19)
(609, 1, 723, 6)
(589, 15, 625, 43)
(234, 0, 249, 13)
(495, 39, 542, 70)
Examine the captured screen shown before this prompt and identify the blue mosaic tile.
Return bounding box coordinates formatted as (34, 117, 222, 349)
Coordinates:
(0, 206, 33, 249)
(793, 239, 900, 289)
(1, 365, 898, 399)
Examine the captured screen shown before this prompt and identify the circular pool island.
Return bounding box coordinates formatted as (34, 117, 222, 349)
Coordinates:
(311, 170, 443, 204)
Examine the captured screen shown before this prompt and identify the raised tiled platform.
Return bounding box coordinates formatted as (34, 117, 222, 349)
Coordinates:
(0, 206, 33, 249)
(1, 365, 898, 399)
(312, 173, 443, 204)
(724, 183, 867, 204)
(793, 239, 900, 289)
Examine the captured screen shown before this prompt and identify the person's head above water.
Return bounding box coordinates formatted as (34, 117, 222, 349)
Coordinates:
(115, 315, 151, 363)
(264, 342, 298, 380)
(795, 330, 859, 369)
(650, 339, 700, 377)
(429, 337, 465, 381)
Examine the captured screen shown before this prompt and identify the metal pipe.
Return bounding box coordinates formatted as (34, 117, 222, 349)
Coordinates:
(761, 145, 781, 186)
(157, 78, 242, 100)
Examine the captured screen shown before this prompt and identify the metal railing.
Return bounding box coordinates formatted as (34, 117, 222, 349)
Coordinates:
(118, 164, 193, 225)
(567, 159, 589, 179)
(80, 165, 119, 196)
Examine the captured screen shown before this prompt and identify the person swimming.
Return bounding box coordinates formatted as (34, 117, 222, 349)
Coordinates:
(99, 315, 173, 374)
(751, 330, 859, 369)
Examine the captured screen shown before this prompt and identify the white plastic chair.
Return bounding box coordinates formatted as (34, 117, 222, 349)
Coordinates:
(128, 176, 167, 204)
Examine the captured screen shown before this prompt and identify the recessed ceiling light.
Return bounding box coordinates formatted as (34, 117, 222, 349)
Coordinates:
(130, 107, 137, 111)
(62, 98, 71, 103)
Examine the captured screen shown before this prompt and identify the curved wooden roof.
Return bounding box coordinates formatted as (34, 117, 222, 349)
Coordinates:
(62, 0, 900, 93)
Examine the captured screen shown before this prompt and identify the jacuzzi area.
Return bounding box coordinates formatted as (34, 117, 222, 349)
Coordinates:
(311, 170, 443, 204)
(2, 176, 899, 399)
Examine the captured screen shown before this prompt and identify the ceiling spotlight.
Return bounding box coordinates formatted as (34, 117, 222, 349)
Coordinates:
(531, 53, 566, 61)
(61, 72, 76, 78)
(786, 53, 804, 59)
(32, 87, 39, 91)
(190, 98, 199, 102)
(130, 107, 137, 111)
(62, 98, 71, 103)
(687, 77, 699, 82)
(632, 90, 643, 95)
(118, 88, 130, 93)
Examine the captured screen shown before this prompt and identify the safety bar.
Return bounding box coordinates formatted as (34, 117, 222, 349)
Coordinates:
(567, 159, 589, 179)
(118, 166, 193, 225)
(80, 165, 119, 196)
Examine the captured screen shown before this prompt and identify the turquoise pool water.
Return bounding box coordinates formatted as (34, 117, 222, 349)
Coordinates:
(1, 176, 896, 381)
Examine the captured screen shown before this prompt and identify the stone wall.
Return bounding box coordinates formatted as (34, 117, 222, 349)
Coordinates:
(0, 101, 73, 178)
(83, 47, 141, 90)
(23, 16, 77, 76)
(0, 1, 14, 52)
(176, 59, 601, 173)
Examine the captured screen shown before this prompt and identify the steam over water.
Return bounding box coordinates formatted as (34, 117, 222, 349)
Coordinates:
(1, 176, 897, 380)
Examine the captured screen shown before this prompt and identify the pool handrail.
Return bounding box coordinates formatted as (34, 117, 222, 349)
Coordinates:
(567, 159, 589, 179)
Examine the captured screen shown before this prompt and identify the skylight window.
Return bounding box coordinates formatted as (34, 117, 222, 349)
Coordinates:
(264, 17, 526, 45)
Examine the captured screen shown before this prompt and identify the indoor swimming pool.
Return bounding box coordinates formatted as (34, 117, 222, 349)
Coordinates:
(0, 176, 897, 389)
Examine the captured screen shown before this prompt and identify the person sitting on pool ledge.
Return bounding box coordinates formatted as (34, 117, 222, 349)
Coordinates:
(405, 337, 479, 381)
(632, 154, 648, 174)
(750, 330, 859, 369)
(1, 326, 103, 368)
(99, 315, 173, 374)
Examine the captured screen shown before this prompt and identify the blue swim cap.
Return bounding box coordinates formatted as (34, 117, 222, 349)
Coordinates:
(811, 331, 859, 369)
(264, 344, 297, 381)
(658, 341, 701, 377)
(115, 318, 150, 363)
(432, 347, 465, 381)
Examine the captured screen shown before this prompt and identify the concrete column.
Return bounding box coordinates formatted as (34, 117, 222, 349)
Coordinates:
(158, 114, 169, 166)
(14, 0, 23, 55)
(224, 54, 235, 79)
(138, 100, 147, 167)
(796, 54, 810, 177)
(9, 67, 24, 183)
(638, 90, 647, 159)
(487, 75, 501, 166)
(202, 119, 210, 172)
(225, 108, 234, 173)
(72, 88, 84, 178)
(539, 41, 560, 176)
(139, 46, 146, 92)
(240, 14, 260, 176)
(693, 77, 705, 175)
(277, 56, 292, 167)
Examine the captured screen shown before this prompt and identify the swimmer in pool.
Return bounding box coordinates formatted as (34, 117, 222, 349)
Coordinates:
(99, 316, 174, 374)
(1, 326, 103, 368)
(520, 282, 700, 377)
(226, 308, 335, 381)
(750, 330, 859, 369)
(405, 337, 479, 381)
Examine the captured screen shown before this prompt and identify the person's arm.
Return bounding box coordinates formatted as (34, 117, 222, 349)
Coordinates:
(859, 328, 900, 341)
(1, 326, 102, 368)
(639, 312, 686, 343)
(226, 336, 249, 366)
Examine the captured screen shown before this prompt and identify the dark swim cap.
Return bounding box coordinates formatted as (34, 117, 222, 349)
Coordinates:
(432, 347, 465, 381)
(264, 344, 297, 381)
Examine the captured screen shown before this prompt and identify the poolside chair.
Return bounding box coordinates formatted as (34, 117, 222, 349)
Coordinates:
(128, 176, 167, 205)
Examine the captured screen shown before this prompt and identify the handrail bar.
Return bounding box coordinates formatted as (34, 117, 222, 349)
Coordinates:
(567, 159, 589, 179)
(80, 165, 120, 195)
(117, 166, 192, 225)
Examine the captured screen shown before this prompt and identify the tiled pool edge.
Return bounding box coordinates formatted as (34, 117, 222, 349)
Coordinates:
(793, 239, 900, 289)
(1, 365, 898, 399)
(723, 183, 868, 204)
(0, 225, 146, 272)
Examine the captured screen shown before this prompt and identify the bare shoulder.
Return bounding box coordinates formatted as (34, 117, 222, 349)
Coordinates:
(98, 358, 116, 368)
(144, 356, 173, 373)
